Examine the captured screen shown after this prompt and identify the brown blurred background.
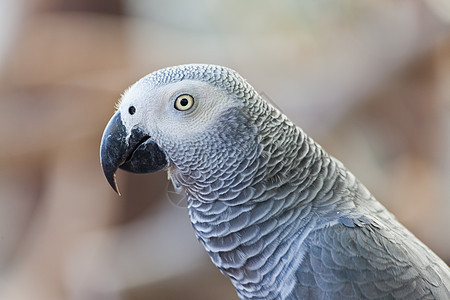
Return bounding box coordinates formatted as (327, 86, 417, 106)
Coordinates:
(0, 1, 449, 299)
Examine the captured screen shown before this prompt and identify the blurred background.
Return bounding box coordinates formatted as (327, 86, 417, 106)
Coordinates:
(0, 0, 449, 299)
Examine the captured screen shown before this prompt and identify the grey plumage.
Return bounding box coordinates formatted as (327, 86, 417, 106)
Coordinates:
(100, 64, 450, 299)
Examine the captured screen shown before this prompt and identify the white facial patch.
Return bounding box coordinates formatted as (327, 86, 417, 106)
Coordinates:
(118, 79, 242, 142)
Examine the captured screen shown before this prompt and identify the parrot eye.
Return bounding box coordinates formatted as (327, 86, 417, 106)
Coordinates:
(174, 94, 194, 111)
(128, 106, 136, 115)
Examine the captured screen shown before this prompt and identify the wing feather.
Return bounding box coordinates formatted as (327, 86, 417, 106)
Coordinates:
(290, 221, 450, 299)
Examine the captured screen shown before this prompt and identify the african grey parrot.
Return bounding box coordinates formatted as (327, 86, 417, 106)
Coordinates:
(100, 64, 450, 299)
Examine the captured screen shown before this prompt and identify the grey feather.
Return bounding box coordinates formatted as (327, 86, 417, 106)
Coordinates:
(110, 64, 450, 299)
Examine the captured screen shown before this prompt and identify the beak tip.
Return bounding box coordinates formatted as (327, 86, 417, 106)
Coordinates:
(110, 178, 121, 196)
(103, 166, 121, 196)
(100, 111, 126, 196)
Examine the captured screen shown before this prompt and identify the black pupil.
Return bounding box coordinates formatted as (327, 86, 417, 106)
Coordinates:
(180, 98, 189, 106)
(129, 106, 136, 115)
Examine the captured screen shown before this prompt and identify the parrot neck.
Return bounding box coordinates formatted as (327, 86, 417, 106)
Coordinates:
(174, 105, 349, 299)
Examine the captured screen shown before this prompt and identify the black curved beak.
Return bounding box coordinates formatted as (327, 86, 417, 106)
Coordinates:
(100, 111, 168, 195)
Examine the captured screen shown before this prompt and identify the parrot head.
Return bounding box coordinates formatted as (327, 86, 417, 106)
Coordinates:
(100, 64, 261, 195)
